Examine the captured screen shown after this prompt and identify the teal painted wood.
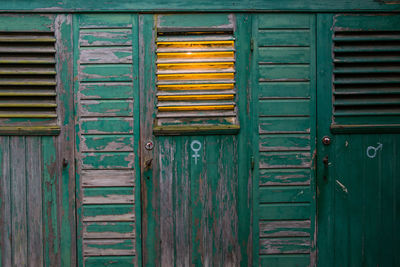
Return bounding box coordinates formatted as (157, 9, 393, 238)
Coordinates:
(252, 13, 316, 267)
(317, 13, 400, 267)
(0, 0, 399, 11)
(75, 14, 139, 266)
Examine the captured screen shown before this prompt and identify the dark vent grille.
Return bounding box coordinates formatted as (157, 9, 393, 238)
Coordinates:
(333, 31, 400, 126)
(154, 30, 239, 134)
(0, 31, 57, 132)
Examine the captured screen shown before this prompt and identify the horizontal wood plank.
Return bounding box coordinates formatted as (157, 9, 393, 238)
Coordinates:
(84, 256, 135, 266)
(259, 99, 310, 116)
(81, 170, 135, 187)
(81, 135, 133, 152)
(80, 29, 132, 46)
(83, 187, 134, 204)
(258, 30, 310, 47)
(80, 118, 133, 134)
(260, 151, 311, 169)
(80, 100, 133, 117)
(84, 239, 135, 256)
(259, 169, 311, 186)
(259, 220, 311, 238)
(258, 14, 311, 29)
(259, 65, 310, 81)
(259, 134, 310, 152)
(80, 47, 132, 64)
(259, 186, 311, 203)
(258, 82, 310, 98)
(260, 237, 311, 254)
(83, 222, 135, 239)
(259, 254, 310, 267)
(258, 117, 310, 134)
(79, 82, 134, 99)
(259, 47, 310, 64)
(83, 204, 135, 222)
(80, 64, 132, 82)
(81, 152, 134, 169)
(259, 203, 311, 220)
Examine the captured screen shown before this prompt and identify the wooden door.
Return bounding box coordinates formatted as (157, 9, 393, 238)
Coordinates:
(139, 14, 252, 266)
(317, 13, 400, 267)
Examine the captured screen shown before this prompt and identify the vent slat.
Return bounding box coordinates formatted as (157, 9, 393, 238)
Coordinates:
(333, 29, 400, 126)
(0, 31, 57, 131)
(156, 30, 238, 131)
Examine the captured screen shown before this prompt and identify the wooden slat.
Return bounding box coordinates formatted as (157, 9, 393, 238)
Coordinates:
(80, 118, 133, 134)
(81, 152, 134, 169)
(260, 237, 311, 254)
(80, 47, 132, 64)
(259, 99, 310, 116)
(259, 203, 311, 220)
(80, 65, 132, 82)
(259, 152, 311, 169)
(11, 137, 27, 266)
(81, 170, 135, 187)
(0, 137, 12, 267)
(259, 255, 310, 267)
(83, 204, 135, 222)
(80, 100, 133, 117)
(259, 169, 311, 186)
(83, 187, 134, 204)
(259, 220, 311, 237)
(79, 29, 132, 47)
(259, 134, 310, 152)
(259, 186, 311, 203)
(83, 222, 135, 239)
(80, 135, 133, 152)
(84, 256, 135, 266)
(258, 117, 311, 134)
(83, 239, 135, 256)
(79, 82, 133, 100)
(26, 137, 43, 266)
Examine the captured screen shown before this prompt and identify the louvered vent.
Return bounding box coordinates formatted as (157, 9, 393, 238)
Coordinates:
(333, 30, 400, 127)
(0, 31, 58, 134)
(154, 30, 239, 134)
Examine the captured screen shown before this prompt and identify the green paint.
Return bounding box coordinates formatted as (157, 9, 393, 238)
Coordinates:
(259, 47, 311, 63)
(85, 222, 135, 235)
(258, 30, 311, 46)
(259, 169, 311, 186)
(259, 203, 311, 220)
(259, 82, 310, 98)
(83, 204, 134, 218)
(157, 13, 233, 29)
(79, 83, 134, 99)
(259, 65, 310, 80)
(81, 152, 134, 169)
(81, 100, 133, 116)
(84, 256, 135, 267)
(42, 136, 59, 267)
(80, 118, 133, 134)
(259, 100, 310, 116)
(0, 14, 54, 31)
(83, 187, 134, 198)
(80, 64, 132, 82)
(259, 186, 311, 203)
(86, 239, 134, 250)
(82, 134, 133, 151)
(260, 255, 310, 266)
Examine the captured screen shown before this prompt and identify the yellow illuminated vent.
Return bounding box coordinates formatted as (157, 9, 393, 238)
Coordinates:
(155, 31, 239, 134)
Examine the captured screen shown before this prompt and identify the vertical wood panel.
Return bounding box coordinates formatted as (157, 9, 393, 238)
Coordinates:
(11, 136, 27, 267)
(0, 137, 11, 267)
(26, 137, 43, 267)
(159, 139, 174, 266)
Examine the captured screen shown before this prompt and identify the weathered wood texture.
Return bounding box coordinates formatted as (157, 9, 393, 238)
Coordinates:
(0, 0, 399, 12)
(0, 137, 43, 267)
(76, 14, 138, 266)
(253, 14, 316, 267)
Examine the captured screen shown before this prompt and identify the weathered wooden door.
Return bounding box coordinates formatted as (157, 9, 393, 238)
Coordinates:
(317, 14, 400, 267)
(139, 14, 252, 266)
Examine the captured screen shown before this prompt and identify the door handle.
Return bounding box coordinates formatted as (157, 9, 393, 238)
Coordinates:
(323, 155, 329, 181)
(144, 158, 153, 171)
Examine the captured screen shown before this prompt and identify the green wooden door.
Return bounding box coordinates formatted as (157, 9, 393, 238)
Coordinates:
(317, 14, 400, 267)
(139, 14, 252, 266)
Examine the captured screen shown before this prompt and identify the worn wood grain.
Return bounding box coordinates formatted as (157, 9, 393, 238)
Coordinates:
(84, 239, 135, 256)
(80, 64, 133, 82)
(259, 186, 311, 203)
(81, 152, 134, 169)
(0, 137, 11, 267)
(79, 29, 132, 47)
(260, 237, 311, 254)
(80, 100, 133, 117)
(258, 99, 310, 116)
(80, 47, 132, 64)
(81, 170, 135, 187)
(259, 220, 311, 238)
(259, 152, 311, 169)
(26, 137, 43, 267)
(83, 187, 134, 204)
(84, 256, 135, 266)
(83, 205, 135, 222)
(259, 203, 311, 220)
(80, 118, 134, 134)
(11, 137, 27, 267)
(83, 222, 135, 239)
(79, 82, 134, 100)
(259, 134, 310, 152)
(258, 117, 311, 134)
(81, 135, 133, 152)
(259, 169, 311, 186)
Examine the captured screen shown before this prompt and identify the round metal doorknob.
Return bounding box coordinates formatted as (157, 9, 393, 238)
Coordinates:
(322, 136, 331, 145)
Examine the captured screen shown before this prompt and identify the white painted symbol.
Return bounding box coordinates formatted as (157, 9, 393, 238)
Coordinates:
(366, 142, 383, 159)
(191, 140, 202, 165)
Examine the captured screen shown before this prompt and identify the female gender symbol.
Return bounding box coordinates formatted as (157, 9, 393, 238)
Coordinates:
(191, 140, 202, 165)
